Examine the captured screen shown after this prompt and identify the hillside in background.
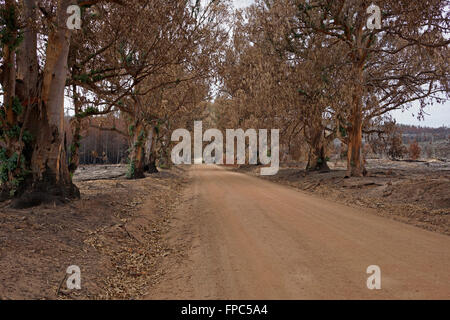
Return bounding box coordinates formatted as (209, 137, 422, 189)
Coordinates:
(398, 125, 449, 159)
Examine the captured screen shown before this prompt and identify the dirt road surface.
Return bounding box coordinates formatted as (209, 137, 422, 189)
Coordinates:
(146, 165, 450, 299)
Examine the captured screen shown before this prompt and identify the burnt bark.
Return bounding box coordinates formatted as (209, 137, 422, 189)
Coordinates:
(27, 0, 79, 201)
(68, 85, 82, 174)
(127, 122, 147, 179)
(305, 123, 331, 172)
(1, 0, 80, 207)
(144, 127, 158, 174)
(307, 145, 330, 172)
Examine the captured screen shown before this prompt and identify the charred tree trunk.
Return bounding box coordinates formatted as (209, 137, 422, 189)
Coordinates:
(127, 121, 147, 179)
(69, 118, 81, 175)
(1, 0, 30, 201)
(1, 0, 80, 208)
(69, 85, 81, 174)
(144, 127, 158, 174)
(0, 0, 18, 201)
(307, 145, 330, 172)
(21, 0, 80, 207)
(2, 16, 16, 129)
(305, 124, 330, 172)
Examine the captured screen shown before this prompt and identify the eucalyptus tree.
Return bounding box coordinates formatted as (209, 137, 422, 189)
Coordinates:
(0, 0, 229, 205)
(66, 0, 229, 178)
(269, 0, 449, 176)
(0, 0, 123, 206)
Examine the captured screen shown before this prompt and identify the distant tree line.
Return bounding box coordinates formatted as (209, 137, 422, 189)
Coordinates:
(397, 124, 449, 143)
(64, 116, 129, 166)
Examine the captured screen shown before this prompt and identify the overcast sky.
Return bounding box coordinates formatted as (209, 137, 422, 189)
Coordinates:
(233, 0, 254, 8)
(231, 0, 449, 128)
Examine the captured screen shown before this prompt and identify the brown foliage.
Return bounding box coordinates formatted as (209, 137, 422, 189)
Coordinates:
(217, 0, 449, 176)
(387, 134, 407, 160)
(409, 140, 422, 160)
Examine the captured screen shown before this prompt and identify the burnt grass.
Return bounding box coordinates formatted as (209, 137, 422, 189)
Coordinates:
(0, 165, 188, 299)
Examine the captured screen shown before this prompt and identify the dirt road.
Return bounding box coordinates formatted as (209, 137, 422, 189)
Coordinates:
(147, 165, 450, 299)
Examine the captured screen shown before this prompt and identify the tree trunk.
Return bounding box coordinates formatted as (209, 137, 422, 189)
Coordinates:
(144, 127, 158, 173)
(307, 145, 330, 172)
(0, 1, 20, 201)
(128, 122, 147, 179)
(69, 118, 81, 174)
(1, 2, 17, 122)
(346, 66, 366, 177)
(69, 85, 81, 174)
(1, 0, 31, 200)
(347, 112, 364, 177)
(305, 125, 330, 172)
(7, 0, 80, 208)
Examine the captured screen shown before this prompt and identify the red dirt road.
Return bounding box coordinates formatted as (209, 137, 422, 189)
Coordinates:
(147, 165, 450, 299)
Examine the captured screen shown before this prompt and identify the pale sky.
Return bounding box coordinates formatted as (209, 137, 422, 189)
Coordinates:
(233, 0, 254, 8)
(231, 0, 449, 128)
(390, 101, 450, 128)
